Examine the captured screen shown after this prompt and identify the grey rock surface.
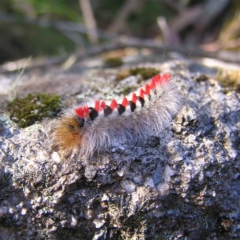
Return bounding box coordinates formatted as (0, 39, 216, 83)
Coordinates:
(0, 58, 240, 240)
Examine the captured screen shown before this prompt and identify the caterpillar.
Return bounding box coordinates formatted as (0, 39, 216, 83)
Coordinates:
(53, 73, 183, 158)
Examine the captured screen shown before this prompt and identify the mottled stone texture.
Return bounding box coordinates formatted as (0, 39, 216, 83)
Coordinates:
(0, 59, 240, 240)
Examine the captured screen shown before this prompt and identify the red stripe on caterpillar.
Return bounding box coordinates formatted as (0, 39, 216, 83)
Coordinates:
(53, 73, 183, 158)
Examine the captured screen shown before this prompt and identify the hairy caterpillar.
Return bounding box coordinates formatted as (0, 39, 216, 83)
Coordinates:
(53, 73, 183, 158)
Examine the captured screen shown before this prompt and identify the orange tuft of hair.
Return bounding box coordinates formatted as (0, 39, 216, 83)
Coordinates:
(53, 115, 84, 156)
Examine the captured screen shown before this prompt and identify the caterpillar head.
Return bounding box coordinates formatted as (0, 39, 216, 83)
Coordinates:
(53, 115, 85, 156)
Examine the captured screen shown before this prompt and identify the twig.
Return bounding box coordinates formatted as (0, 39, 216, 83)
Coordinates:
(57, 29, 86, 46)
(0, 13, 116, 42)
(1, 39, 240, 74)
(79, 0, 99, 44)
(107, 0, 143, 33)
(7, 57, 32, 101)
(161, 0, 184, 12)
(169, 5, 203, 32)
(157, 17, 174, 45)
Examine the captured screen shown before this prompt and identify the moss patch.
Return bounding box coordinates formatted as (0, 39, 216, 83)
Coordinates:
(130, 67, 159, 79)
(117, 67, 159, 81)
(104, 57, 123, 68)
(7, 93, 60, 128)
(216, 68, 240, 92)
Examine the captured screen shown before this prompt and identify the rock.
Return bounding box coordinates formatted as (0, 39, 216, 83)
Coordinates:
(0, 57, 239, 239)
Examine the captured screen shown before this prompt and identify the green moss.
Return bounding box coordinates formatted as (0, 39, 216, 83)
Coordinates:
(7, 93, 60, 128)
(116, 67, 159, 81)
(104, 57, 123, 68)
(130, 67, 159, 80)
(215, 68, 240, 92)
